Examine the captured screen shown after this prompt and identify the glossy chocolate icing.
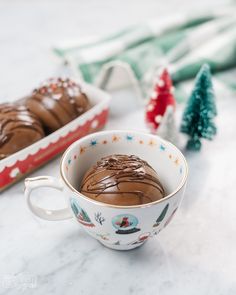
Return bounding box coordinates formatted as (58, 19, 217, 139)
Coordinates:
(0, 104, 44, 159)
(80, 154, 165, 206)
(26, 78, 90, 133)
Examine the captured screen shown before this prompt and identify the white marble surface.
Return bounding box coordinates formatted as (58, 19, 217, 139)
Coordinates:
(1, 0, 236, 294)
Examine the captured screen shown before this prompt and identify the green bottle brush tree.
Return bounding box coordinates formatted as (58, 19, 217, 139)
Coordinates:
(180, 64, 217, 151)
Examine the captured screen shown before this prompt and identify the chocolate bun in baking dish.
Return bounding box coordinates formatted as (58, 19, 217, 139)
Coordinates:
(0, 104, 44, 160)
(26, 78, 90, 133)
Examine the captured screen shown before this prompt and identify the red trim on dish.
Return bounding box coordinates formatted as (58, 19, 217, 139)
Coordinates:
(0, 109, 109, 189)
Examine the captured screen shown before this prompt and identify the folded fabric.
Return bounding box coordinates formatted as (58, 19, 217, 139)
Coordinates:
(54, 4, 236, 102)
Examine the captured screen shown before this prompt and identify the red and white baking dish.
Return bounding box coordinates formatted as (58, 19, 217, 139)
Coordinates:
(0, 82, 110, 191)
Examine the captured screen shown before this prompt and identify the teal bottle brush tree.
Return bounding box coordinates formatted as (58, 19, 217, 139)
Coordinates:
(180, 64, 217, 151)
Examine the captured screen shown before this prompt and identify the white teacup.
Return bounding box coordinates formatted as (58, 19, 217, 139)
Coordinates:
(24, 130, 188, 250)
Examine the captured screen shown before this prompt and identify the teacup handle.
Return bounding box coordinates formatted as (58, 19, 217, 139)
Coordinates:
(24, 176, 73, 221)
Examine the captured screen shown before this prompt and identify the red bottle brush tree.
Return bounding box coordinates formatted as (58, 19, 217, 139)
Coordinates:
(145, 68, 176, 133)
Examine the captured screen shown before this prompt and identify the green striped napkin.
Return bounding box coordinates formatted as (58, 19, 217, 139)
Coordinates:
(54, 5, 236, 102)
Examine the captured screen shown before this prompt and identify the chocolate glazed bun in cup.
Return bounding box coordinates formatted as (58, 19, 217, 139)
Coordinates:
(0, 104, 44, 160)
(80, 154, 165, 206)
(26, 78, 90, 133)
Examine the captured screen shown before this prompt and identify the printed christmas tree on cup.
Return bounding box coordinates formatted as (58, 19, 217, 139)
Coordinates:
(153, 203, 169, 227)
(180, 64, 217, 151)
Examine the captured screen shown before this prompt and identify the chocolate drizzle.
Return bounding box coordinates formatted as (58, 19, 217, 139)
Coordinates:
(0, 104, 44, 159)
(26, 78, 90, 133)
(0, 78, 90, 160)
(80, 154, 165, 206)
